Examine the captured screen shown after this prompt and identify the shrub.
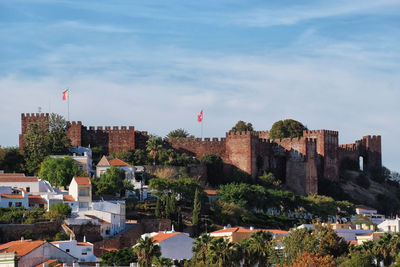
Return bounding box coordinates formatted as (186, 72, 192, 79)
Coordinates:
(54, 231, 69, 241)
(21, 230, 34, 240)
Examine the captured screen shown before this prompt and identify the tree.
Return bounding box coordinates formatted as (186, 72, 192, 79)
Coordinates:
(167, 128, 192, 138)
(133, 149, 151, 165)
(152, 257, 173, 267)
(146, 136, 163, 165)
(0, 147, 25, 173)
(315, 224, 348, 258)
(280, 252, 336, 267)
(38, 156, 80, 187)
(269, 119, 307, 139)
(45, 113, 71, 155)
(155, 198, 162, 218)
(207, 237, 235, 266)
(339, 250, 374, 267)
(192, 189, 201, 232)
(230, 120, 254, 133)
(93, 166, 125, 195)
(192, 233, 213, 265)
(101, 247, 137, 266)
(110, 150, 135, 165)
(46, 202, 72, 221)
(201, 154, 224, 186)
(54, 231, 69, 241)
(24, 122, 49, 174)
(233, 238, 254, 267)
(281, 228, 319, 264)
(249, 231, 274, 267)
(134, 236, 161, 267)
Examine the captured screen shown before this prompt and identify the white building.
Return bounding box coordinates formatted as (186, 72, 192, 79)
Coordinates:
(0, 175, 39, 193)
(378, 218, 400, 233)
(51, 147, 94, 177)
(69, 176, 92, 211)
(51, 238, 99, 263)
(354, 205, 385, 225)
(140, 228, 194, 261)
(0, 188, 29, 208)
(0, 240, 76, 267)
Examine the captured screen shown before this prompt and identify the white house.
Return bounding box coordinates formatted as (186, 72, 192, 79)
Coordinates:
(0, 174, 39, 193)
(0, 239, 76, 267)
(378, 218, 400, 233)
(96, 157, 142, 189)
(69, 176, 92, 211)
(140, 229, 194, 261)
(354, 205, 385, 225)
(51, 238, 99, 263)
(0, 188, 29, 208)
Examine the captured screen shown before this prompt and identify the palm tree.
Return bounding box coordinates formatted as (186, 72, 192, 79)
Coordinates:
(373, 233, 393, 266)
(207, 237, 235, 267)
(249, 231, 274, 267)
(233, 238, 254, 267)
(152, 256, 173, 267)
(134, 236, 161, 267)
(146, 136, 163, 165)
(192, 233, 213, 265)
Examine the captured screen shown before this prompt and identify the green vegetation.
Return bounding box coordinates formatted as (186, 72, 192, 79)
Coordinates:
(230, 120, 254, 133)
(0, 147, 25, 173)
(192, 188, 201, 233)
(46, 203, 71, 221)
(92, 166, 126, 195)
(38, 156, 81, 187)
(101, 247, 138, 266)
(54, 231, 69, 241)
(269, 119, 307, 139)
(167, 128, 193, 138)
(133, 236, 161, 267)
(0, 207, 47, 224)
(46, 113, 71, 155)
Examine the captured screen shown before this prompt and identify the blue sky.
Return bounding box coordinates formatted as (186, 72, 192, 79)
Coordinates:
(0, 0, 399, 172)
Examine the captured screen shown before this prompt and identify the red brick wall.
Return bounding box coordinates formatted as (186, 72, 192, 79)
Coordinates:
(19, 113, 50, 149)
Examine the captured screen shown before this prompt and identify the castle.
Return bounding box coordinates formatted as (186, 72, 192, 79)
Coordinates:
(19, 113, 382, 195)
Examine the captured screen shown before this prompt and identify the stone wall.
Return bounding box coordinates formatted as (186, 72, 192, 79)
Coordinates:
(0, 221, 61, 242)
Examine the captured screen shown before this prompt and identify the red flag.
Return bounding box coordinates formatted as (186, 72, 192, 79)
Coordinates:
(62, 90, 68, 101)
(197, 110, 203, 122)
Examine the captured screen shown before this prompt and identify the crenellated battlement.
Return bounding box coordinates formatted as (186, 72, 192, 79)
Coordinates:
(303, 129, 339, 136)
(167, 136, 226, 145)
(21, 113, 49, 119)
(339, 144, 358, 152)
(83, 126, 135, 133)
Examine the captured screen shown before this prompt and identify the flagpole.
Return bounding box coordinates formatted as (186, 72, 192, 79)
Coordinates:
(67, 88, 70, 121)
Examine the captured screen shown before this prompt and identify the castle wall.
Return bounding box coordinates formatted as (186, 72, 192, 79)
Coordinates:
(19, 113, 50, 149)
(225, 132, 253, 175)
(135, 131, 149, 150)
(167, 137, 227, 160)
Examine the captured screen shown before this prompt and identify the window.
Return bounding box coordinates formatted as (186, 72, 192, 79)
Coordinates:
(79, 202, 89, 209)
(82, 251, 87, 255)
(79, 188, 89, 196)
(66, 249, 70, 253)
(8, 202, 12, 207)
(16, 202, 22, 207)
(26, 187, 30, 193)
(105, 229, 110, 235)
(39, 204, 44, 208)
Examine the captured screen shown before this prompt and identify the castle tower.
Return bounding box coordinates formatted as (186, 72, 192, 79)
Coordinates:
(19, 113, 50, 149)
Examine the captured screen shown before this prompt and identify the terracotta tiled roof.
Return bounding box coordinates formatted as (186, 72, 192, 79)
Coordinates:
(29, 195, 47, 205)
(73, 177, 91, 185)
(1, 194, 24, 199)
(211, 227, 289, 235)
(0, 176, 38, 183)
(97, 156, 110, 167)
(348, 240, 358, 245)
(63, 195, 75, 202)
(0, 173, 25, 176)
(0, 240, 45, 257)
(109, 158, 131, 167)
(152, 232, 180, 243)
(35, 259, 59, 267)
(204, 190, 217, 195)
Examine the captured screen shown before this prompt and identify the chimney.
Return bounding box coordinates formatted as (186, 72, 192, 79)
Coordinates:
(250, 226, 254, 231)
(21, 236, 24, 242)
(83, 236, 86, 243)
(223, 226, 227, 230)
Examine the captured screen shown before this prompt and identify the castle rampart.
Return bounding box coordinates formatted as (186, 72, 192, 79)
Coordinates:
(19, 113, 382, 195)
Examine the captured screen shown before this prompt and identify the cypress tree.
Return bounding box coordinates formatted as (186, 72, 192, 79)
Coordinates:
(168, 194, 176, 220)
(192, 189, 201, 228)
(155, 198, 161, 218)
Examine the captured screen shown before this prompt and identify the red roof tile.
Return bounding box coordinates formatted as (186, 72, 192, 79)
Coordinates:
(109, 158, 131, 167)
(63, 195, 75, 202)
(1, 194, 24, 199)
(204, 190, 217, 195)
(73, 177, 91, 185)
(211, 227, 289, 235)
(0, 240, 45, 257)
(0, 173, 25, 176)
(77, 242, 92, 246)
(152, 232, 180, 243)
(0, 176, 38, 183)
(29, 195, 47, 205)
